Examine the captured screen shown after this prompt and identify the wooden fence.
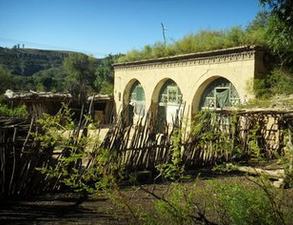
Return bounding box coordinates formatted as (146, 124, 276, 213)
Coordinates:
(102, 107, 293, 171)
(1, 108, 293, 197)
(0, 117, 42, 197)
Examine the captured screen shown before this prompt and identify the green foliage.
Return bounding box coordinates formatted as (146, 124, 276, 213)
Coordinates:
(0, 47, 70, 76)
(118, 26, 267, 63)
(275, 128, 293, 188)
(142, 175, 289, 225)
(247, 122, 264, 161)
(268, 68, 293, 95)
(150, 183, 196, 225)
(33, 67, 67, 92)
(246, 11, 269, 46)
(35, 104, 95, 192)
(0, 104, 28, 117)
(0, 46, 122, 95)
(35, 104, 127, 196)
(64, 53, 96, 104)
(254, 68, 293, 98)
(0, 65, 12, 94)
(9, 75, 35, 91)
(247, 11, 269, 31)
(94, 54, 120, 95)
(191, 110, 241, 161)
(260, 0, 293, 67)
(156, 129, 188, 182)
(117, 0, 293, 71)
(33, 103, 144, 222)
(210, 179, 285, 225)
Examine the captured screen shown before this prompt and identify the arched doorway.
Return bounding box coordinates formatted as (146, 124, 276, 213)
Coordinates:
(199, 77, 240, 110)
(157, 79, 183, 129)
(125, 80, 145, 125)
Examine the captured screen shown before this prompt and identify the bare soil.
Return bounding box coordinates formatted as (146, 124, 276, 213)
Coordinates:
(1, 170, 293, 225)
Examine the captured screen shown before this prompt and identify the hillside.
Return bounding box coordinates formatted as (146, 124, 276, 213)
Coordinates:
(0, 46, 77, 76)
(0, 46, 118, 94)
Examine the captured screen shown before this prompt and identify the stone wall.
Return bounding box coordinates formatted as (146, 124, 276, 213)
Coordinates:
(114, 46, 267, 120)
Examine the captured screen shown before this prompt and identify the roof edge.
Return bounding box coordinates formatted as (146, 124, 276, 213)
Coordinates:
(113, 45, 263, 67)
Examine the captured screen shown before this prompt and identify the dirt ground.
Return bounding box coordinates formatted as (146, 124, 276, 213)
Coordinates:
(1, 170, 293, 225)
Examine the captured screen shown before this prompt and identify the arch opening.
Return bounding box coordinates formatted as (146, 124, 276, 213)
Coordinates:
(129, 80, 145, 117)
(123, 80, 145, 125)
(199, 77, 240, 110)
(156, 79, 184, 129)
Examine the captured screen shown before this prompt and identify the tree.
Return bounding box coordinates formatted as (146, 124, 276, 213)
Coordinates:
(64, 54, 95, 106)
(0, 65, 12, 95)
(94, 54, 121, 94)
(260, 0, 293, 66)
(260, 0, 293, 30)
(33, 67, 67, 92)
(247, 11, 269, 31)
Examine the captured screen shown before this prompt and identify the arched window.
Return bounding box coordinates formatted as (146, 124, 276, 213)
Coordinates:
(129, 81, 145, 118)
(200, 78, 240, 110)
(159, 80, 183, 106)
(157, 80, 183, 128)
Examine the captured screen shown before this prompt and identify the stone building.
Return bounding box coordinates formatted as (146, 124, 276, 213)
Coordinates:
(113, 45, 269, 124)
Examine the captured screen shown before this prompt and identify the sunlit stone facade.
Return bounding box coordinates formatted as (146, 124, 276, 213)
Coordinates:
(113, 46, 268, 123)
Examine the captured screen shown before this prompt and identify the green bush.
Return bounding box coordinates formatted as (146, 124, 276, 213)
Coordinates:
(210, 181, 284, 225)
(117, 26, 267, 63)
(0, 104, 28, 118)
(254, 68, 293, 99)
(151, 183, 195, 225)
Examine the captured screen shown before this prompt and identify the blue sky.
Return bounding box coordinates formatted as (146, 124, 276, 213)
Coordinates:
(0, 0, 262, 58)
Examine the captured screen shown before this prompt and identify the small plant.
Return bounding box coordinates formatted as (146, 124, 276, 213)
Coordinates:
(0, 104, 28, 118)
(35, 104, 100, 193)
(156, 128, 189, 182)
(253, 68, 293, 100)
(247, 121, 264, 160)
(191, 110, 242, 163)
(210, 178, 285, 225)
(34, 104, 141, 223)
(140, 180, 216, 225)
(152, 183, 197, 225)
(275, 126, 293, 188)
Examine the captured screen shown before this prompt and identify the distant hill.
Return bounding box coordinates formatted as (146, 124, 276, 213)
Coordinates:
(0, 46, 119, 95)
(0, 46, 78, 76)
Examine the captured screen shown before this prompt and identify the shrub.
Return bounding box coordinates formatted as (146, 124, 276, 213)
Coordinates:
(254, 68, 293, 99)
(210, 180, 285, 225)
(0, 104, 28, 118)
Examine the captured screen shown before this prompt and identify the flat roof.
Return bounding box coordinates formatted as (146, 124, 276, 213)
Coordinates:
(4, 90, 72, 100)
(88, 94, 114, 101)
(113, 45, 263, 68)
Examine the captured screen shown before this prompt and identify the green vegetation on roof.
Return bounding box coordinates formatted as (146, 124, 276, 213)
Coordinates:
(117, 24, 268, 63)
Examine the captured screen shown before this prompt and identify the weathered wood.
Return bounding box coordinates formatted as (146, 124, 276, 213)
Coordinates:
(2, 108, 293, 197)
(228, 164, 285, 179)
(101, 107, 293, 171)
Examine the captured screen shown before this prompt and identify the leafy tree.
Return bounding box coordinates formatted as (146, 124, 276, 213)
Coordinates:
(64, 53, 95, 105)
(94, 54, 121, 94)
(33, 67, 67, 92)
(260, 0, 293, 31)
(0, 65, 12, 94)
(260, 0, 293, 66)
(247, 11, 270, 31)
(251, 0, 293, 98)
(10, 75, 34, 91)
(246, 11, 269, 47)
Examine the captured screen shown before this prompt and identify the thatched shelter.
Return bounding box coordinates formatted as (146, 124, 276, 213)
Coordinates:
(4, 89, 72, 118)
